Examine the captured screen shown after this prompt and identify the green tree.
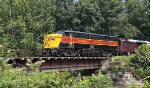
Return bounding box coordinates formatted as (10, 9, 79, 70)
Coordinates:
(95, 0, 140, 38)
(65, 0, 104, 32)
(0, 0, 55, 56)
(125, 0, 150, 40)
(55, 0, 140, 38)
(55, 0, 77, 31)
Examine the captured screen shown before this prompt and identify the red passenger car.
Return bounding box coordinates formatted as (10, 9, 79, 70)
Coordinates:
(119, 39, 150, 55)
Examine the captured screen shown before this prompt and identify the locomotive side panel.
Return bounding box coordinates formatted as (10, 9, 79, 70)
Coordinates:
(93, 35, 118, 51)
(73, 32, 91, 49)
(60, 33, 119, 50)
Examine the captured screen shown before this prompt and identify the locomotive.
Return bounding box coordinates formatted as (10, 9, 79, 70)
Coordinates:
(43, 30, 118, 57)
(43, 30, 150, 57)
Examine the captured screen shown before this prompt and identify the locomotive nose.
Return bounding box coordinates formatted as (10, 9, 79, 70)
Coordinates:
(43, 34, 62, 49)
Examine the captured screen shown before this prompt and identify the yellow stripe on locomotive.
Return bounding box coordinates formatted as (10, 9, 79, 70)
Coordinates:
(43, 34, 62, 49)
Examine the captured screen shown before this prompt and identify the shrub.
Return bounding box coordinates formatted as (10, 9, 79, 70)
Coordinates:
(0, 67, 114, 88)
(90, 74, 113, 88)
(129, 81, 140, 88)
(70, 76, 90, 88)
(143, 81, 150, 88)
(130, 45, 150, 69)
(130, 44, 150, 79)
(132, 68, 144, 79)
(112, 56, 130, 68)
(143, 76, 150, 88)
(0, 69, 71, 88)
(110, 56, 131, 79)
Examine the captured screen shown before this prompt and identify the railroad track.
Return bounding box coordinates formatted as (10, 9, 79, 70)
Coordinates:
(8, 56, 108, 60)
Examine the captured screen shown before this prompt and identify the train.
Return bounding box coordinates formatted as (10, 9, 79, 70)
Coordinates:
(43, 30, 150, 57)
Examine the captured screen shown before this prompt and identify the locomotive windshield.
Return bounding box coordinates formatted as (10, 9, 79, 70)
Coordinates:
(56, 31, 64, 34)
(56, 31, 70, 37)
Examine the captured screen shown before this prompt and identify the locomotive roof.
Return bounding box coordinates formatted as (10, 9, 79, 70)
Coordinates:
(56, 30, 117, 38)
(128, 39, 150, 44)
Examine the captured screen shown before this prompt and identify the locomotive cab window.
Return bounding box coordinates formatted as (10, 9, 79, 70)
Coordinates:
(56, 31, 64, 34)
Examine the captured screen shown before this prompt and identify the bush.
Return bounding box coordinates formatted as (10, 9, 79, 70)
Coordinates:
(110, 56, 131, 79)
(130, 44, 150, 79)
(0, 67, 113, 88)
(90, 74, 113, 88)
(70, 76, 90, 88)
(0, 69, 71, 88)
(143, 76, 150, 88)
(129, 81, 140, 88)
(130, 45, 150, 69)
(132, 68, 145, 79)
(112, 56, 130, 68)
(143, 81, 150, 88)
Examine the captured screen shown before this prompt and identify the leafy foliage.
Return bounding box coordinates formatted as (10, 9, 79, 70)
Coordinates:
(110, 56, 131, 80)
(130, 45, 150, 79)
(0, 0, 55, 57)
(130, 45, 150, 69)
(125, 0, 150, 40)
(112, 56, 130, 68)
(0, 67, 113, 88)
(55, 0, 140, 38)
(0, 69, 69, 88)
(90, 74, 113, 88)
(129, 81, 140, 88)
(143, 81, 150, 88)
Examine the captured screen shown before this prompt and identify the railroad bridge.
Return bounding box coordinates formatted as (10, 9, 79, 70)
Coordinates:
(8, 56, 111, 71)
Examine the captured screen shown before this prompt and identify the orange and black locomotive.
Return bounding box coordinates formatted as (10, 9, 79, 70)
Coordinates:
(43, 30, 118, 56)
